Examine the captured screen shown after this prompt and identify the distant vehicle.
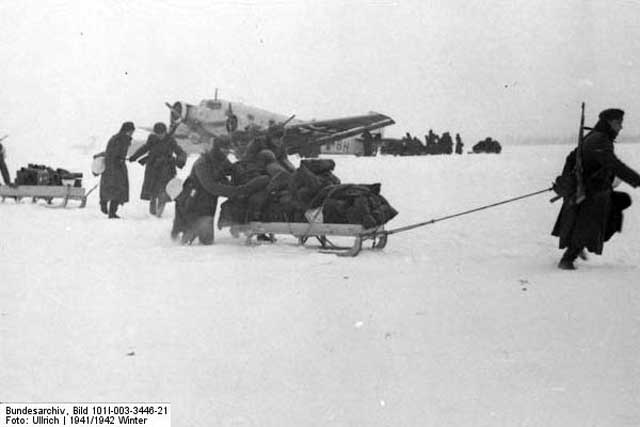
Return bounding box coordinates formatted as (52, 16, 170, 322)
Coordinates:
(471, 137, 502, 154)
(165, 90, 395, 157)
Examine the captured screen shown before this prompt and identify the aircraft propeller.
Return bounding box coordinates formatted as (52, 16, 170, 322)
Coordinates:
(165, 102, 182, 125)
(225, 103, 238, 132)
(164, 100, 217, 145)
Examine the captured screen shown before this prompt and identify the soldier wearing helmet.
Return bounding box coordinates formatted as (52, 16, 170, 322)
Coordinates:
(243, 123, 295, 173)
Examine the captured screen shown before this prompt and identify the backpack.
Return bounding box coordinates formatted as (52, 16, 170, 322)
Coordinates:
(552, 149, 577, 199)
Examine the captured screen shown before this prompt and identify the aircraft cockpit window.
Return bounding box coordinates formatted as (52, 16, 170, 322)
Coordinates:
(206, 100, 222, 110)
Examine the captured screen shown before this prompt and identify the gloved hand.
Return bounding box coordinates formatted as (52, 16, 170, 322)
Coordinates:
(552, 175, 575, 198)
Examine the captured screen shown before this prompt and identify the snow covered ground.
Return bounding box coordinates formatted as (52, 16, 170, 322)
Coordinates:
(2, 143, 640, 427)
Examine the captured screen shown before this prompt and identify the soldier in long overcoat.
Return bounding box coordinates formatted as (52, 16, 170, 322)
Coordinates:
(0, 140, 11, 185)
(129, 122, 186, 217)
(552, 108, 640, 269)
(171, 138, 239, 245)
(99, 122, 135, 218)
(455, 133, 464, 155)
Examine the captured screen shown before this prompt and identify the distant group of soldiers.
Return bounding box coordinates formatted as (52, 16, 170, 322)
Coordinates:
(379, 130, 462, 156)
(380, 130, 501, 156)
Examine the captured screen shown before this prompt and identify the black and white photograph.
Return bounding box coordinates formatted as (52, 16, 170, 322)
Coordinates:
(2, 1, 640, 426)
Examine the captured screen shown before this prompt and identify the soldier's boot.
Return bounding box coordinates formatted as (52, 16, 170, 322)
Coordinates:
(100, 200, 108, 215)
(181, 230, 195, 245)
(558, 246, 582, 270)
(108, 201, 120, 219)
(195, 216, 214, 245)
(558, 258, 576, 270)
(229, 225, 241, 238)
(156, 199, 167, 218)
(578, 249, 588, 261)
(198, 228, 214, 245)
(149, 198, 157, 215)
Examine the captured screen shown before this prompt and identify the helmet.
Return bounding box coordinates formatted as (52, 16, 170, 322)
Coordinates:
(153, 122, 167, 134)
(267, 124, 285, 138)
(256, 149, 276, 166)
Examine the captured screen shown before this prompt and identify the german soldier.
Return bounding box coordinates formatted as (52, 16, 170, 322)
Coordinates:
(0, 137, 12, 185)
(243, 124, 296, 173)
(99, 122, 135, 218)
(129, 122, 186, 217)
(171, 137, 238, 245)
(552, 108, 640, 269)
(455, 133, 464, 154)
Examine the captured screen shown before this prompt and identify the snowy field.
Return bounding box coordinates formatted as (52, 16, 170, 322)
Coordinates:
(2, 143, 640, 427)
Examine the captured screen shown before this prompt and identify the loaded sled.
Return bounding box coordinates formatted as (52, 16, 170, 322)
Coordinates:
(173, 156, 398, 256)
(212, 160, 397, 256)
(230, 221, 388, 257)
(0, 183, 96, 208)
(0, 164, 93, 208)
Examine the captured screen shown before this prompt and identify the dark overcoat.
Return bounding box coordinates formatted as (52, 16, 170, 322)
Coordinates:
(0, 143, 10, 184)
(99, 132, 132, 203)
(130, 134, 186, 200)
(552, 121, 640, 254)
(172, 148, 237, 235)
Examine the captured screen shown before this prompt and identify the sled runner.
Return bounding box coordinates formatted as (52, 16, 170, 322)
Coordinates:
(0, 184, 96, 208)
(231, 221, 387, 257)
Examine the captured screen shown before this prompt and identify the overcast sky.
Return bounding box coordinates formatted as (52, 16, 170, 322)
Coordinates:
(1, 0, 640, 153)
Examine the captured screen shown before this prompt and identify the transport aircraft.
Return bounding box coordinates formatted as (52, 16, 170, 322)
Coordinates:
(165, 90, 395, 157)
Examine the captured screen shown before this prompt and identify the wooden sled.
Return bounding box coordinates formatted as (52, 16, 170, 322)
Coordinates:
(0, 184, 96, 208)
(232, 221, 387, 257)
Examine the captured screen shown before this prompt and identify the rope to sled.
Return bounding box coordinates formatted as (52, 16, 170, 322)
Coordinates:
(367, 186, 553, 237)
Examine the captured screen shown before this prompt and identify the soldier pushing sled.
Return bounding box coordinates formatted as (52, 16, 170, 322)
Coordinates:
(170, 128, 398, 249)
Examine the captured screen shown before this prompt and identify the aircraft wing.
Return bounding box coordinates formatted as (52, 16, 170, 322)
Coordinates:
(283, 112, 395, 154)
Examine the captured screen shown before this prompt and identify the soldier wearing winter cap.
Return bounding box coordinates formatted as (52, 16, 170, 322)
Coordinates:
(120, 121, 135, 133)
(552, 107, 640, 270)
(598, 108, 624, 122)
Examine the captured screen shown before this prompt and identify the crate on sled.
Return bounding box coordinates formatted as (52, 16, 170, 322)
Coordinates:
(230, 221, 387, 257)
(0, 184, 94, 208)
